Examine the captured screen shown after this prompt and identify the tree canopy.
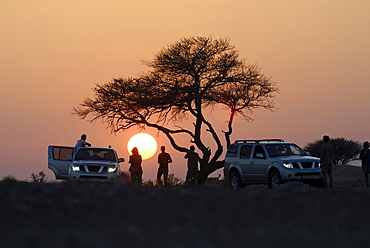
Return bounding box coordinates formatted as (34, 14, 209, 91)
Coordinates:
(74, 36, 278, 184)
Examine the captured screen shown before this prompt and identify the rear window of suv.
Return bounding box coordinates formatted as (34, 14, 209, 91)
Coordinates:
(226, 144, 239, 157)
(53, 147, 73, 161)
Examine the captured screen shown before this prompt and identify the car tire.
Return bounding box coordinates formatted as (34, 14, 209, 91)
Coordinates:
(230, 172, 243, 189)
(268, 171, 281, 189)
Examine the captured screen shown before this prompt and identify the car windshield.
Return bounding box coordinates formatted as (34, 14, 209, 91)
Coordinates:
(266, 144, 306, 157)
(75, 148, 116, 161)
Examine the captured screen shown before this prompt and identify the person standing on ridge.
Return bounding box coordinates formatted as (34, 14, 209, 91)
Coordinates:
(320, 135, 334, 188)
(157, 146, 172, 185)
(360, 141, 370, 187)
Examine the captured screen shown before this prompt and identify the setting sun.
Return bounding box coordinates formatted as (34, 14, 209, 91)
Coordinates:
(127, 133, 158, 160)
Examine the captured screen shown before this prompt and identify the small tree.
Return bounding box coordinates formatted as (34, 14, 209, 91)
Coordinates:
(304, 138, 361, 165)
(30, 171, 48, 183)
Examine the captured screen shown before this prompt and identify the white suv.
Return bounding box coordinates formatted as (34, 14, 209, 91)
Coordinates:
(48, 146, 124, 182)
(224, 139, 322, 189)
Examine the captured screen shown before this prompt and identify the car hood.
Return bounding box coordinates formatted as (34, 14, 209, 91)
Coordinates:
(274, 156, 320, 162)
(73, 160, 117, 166)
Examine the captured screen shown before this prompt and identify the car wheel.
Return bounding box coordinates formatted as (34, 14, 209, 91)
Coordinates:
(268, 171, 281, 189)
(230, 172, 243, 189)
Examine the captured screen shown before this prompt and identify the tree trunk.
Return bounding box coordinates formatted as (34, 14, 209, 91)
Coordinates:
(197, 160, 225, 185)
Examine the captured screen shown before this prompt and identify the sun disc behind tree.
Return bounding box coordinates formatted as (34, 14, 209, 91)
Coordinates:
(127, 133, 158, 160)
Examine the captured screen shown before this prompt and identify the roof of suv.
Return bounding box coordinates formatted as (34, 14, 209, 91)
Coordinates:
(234, 139, 285, 144)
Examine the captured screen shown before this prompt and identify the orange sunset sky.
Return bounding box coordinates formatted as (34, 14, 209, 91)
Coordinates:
(1, 0, 370, 181)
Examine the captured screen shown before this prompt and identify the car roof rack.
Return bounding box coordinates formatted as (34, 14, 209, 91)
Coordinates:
(234, 139, 284, 143)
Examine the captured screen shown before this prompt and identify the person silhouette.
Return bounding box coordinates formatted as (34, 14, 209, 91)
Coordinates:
(360, 141, 370, 187)
(129, 147, 143, 186)
(320, 135, 334, 188)
(74, 134, 91, 154)
(185, 145, 200, 185)
(157, 146, 172, 185)
(75, 134, 91, 149)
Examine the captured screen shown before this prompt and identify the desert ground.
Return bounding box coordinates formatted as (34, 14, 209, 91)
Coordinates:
(1, 165, 370, 248)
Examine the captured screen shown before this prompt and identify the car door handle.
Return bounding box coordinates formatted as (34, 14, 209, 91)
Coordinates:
(251, 161, 254, 164)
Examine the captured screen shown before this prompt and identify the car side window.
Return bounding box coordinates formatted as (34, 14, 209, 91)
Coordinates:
(253, 145, 266, 159)
(240, 145, 253, 159)
(53, 147, 74, 161)
(226, 144, 238, 157)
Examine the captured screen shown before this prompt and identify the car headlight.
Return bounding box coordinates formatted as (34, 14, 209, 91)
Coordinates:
(71, 165, 80, 171)
(108, 167, 117, 173)
(283, 163, 293, 169)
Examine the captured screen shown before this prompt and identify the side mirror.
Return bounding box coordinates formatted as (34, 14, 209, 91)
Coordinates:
(256, 153, 264, 159)
(305, 151, 310, 156)
(67, 156, 73, 161)
(118, 158, 124, 163)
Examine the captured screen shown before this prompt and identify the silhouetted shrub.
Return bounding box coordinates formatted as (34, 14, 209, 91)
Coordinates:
(304, 137, 361, 165)
(121, 171, 131, 182)
(1, 175, 18, 183)
(142, 173, 184, 186)
(30, 171, 48, 183)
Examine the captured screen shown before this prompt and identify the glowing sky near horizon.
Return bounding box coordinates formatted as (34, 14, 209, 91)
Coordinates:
(1, 0, 369, 181)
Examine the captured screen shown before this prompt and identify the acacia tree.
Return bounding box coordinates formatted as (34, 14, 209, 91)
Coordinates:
(74, 37, 278, 184)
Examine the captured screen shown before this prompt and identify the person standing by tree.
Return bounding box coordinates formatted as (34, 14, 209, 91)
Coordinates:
(320, 135, 334, 188)
(157, 146, 172, 185)
(129, 147, 143, 186)
(185, 145, 200, 185)
(360, 141, 370, 187)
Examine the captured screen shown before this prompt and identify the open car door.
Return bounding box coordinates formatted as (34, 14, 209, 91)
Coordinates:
(48, 146, 74, 180)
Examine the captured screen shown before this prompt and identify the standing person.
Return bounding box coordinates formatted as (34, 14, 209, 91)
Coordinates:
(129, 147, 143, 186)
(185, 145, 200, 185)
(359, 141, 370, 187)
(320, 135, 334, 188)
(157, 146, 172, 185)
(74, 134, 91, 153)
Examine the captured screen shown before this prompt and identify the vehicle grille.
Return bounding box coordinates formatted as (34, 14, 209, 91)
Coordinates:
(79, 165, 103, 173)
(88, 166, 101, 172)
(292, 162, 318, 169)
(301, 162, 313, 168)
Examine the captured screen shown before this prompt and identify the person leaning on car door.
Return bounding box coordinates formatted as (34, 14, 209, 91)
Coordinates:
(74, 134, 91, 153)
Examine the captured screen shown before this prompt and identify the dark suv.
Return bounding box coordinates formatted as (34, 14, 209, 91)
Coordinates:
(223, 139, 322, 189)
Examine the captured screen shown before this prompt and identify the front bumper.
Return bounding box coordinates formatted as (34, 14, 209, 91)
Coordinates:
(279, 168, 322, 182)
(69, 171, 120, 182)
